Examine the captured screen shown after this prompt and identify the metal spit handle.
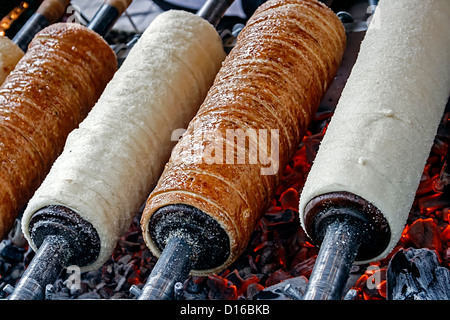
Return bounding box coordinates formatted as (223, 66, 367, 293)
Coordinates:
(137, 237, 193, 300)
(87, 0, 133, 36)
(8, 235, 73, 300)
(196, 0, 235, 27)
(12, 0, 71, 52)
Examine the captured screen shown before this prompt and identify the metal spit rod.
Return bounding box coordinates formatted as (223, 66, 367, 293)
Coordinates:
(12, 0, 132, 53)
(137, 237, 193, 300)
(196, 0, 235, 27)
(13, 0, 70, 52)
(302, 217, 362, 300)
(88, 0, 133, 36)
(7, 235, 73, 300)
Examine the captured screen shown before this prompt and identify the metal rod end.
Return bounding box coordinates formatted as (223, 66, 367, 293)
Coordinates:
(303, 215, 366, 300)
(138, 237, 193, 300)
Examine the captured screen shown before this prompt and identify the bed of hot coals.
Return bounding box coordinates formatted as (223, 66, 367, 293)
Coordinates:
(0, 104, 449, 300)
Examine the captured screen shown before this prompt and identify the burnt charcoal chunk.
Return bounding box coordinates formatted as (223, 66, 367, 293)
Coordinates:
(0, 244, 25, 262)
(387, 248, 450, 300)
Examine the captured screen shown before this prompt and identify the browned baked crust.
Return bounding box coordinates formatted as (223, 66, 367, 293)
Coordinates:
(0, 23, 117, 238)
(141, 0, 346, 275)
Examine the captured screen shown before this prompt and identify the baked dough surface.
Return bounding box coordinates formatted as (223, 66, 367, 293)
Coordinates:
(142, 0, 346, 275)
(299, 0, 450, 264)
(22, 12, 225, 271)
(0, 36, 23, 85)
(0, 23, 116, 239)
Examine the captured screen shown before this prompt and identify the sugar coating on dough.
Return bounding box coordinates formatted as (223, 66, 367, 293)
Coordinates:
(141, 0, 346, 276)
(0, 22, 116, 240)
(22, 10, 226, 271)
(0, 37, 23, 85)
(299, 0, 450, 264)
